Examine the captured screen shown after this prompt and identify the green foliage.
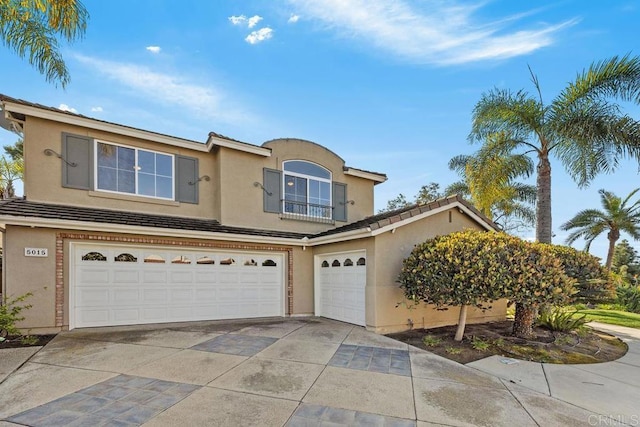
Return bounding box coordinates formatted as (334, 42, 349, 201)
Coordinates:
(379, 182, 442, 213)
(538, 307, 588, 332)
(422, 335, 442, 347)
(0, 0, 89, 87)
(398, 230, 576, 310)
(445, 346, 462, 355)
(616, 285, 640, 313)
(20, 335, 39, 345)
(471, 337, 490, 351)
(0, 292, 33, 337)
(545, 245, 615, 304)
(612, 240, 640, 285)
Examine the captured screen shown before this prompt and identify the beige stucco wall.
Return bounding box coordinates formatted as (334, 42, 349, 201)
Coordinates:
(217, 139, 376, 233)
(291, 246, 314, 316)
(372, 210, 507, 333)
(4, 226, 58, 333)
(23, 116, 217, 219)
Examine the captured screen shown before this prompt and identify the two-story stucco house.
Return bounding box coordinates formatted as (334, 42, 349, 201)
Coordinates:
(0, 94, 506, 334)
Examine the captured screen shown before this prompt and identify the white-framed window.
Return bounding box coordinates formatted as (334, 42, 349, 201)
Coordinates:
(283, 160, 332, 218)
(95, 141, 174, 200)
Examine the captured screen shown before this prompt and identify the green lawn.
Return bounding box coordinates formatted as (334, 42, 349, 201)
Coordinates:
(578, 309, 640, 329)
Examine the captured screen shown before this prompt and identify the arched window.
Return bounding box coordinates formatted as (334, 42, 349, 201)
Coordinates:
(321, 260, 330, 268)
(344, 258, 353, 266)
(82, 251, 106, 261)
(283, 160, 331, 218)
(115, 253, 137, 262)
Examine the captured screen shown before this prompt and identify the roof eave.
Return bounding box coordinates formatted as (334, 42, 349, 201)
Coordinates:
(343, 167, 387, 184)
(206, 133, 271, 157)
(1, 100, 209, 152)
(0, 215, 307, 246)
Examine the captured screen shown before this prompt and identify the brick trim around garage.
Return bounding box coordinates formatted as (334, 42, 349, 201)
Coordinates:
(55, 232, 294, 327)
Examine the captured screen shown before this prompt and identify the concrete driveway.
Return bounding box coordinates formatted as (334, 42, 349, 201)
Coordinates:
(0, 318, 638, 426)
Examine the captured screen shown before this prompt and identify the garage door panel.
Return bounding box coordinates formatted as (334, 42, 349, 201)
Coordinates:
(112, 289, 140, 305)
(143, 271, 167, 283)
(318, 252, 366, 326)
(113, 270, 139, 283)
(73, 245, 284, 328)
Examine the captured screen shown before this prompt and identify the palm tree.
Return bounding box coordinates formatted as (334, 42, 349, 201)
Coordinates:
(0, 155, 23, 198)
(0, 0, 89, 87)
(469, 56, 640, 337)
(561, 188, 640, 271)
(446, 148, 536, 233)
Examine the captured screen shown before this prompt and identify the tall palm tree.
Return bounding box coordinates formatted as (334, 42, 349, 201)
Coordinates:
(0, 0, 89, 87)
(446, 148, 536, 233)
(561, 188, 640, 271)
(469, 55, 640, 338)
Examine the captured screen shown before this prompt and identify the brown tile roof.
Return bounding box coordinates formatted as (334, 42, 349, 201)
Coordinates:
(0, 199, 308, 240)
(313, 194, 498, 238)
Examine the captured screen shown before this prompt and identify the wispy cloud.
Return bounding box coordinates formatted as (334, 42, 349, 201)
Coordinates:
(91, 106, 103, 112)
(245, 27, 273, 44)
(286, 0, 578, 64)
(146, 46, 161, 54)
(229, 14, 263, 28)
(58, 104, 77, 113)
(288, 14, 300, 23)
(74, 55, 253, 124)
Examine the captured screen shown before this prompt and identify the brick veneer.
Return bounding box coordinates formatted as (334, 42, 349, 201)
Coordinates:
(55, 232, 294, 328)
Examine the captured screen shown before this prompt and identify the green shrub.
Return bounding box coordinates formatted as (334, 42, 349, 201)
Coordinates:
(422, 335, 442, 347)
(537, 307, 588, 332)
(0, 292, 33, 337)
(546, 245, 615, 305)
(445, 346, 462, 355)
(616, 285, 640, 313)
(471, 337, 490, 351)
(398, 230, 577, 339)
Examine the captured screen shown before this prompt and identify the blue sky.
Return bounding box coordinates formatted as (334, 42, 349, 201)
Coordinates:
(1, 0, 639, 261)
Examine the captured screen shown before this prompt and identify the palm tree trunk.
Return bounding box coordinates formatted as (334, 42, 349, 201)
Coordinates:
(605, 229, 620, 271)
(513, 302, 536, 338)
(536, 153, 552, 244)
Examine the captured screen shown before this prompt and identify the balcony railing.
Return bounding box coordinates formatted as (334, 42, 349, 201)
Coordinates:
(281, 200, 334, 224)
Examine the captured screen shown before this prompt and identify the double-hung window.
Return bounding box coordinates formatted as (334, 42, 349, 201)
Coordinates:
(283, 160, 332, 218)
(96, 141, 174, 199)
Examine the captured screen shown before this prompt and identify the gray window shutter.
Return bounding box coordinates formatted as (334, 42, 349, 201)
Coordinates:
(61, 133, 93, 190)
(333, 182, 347, 222)
(263, 168, 282, 213)
(176, 155, 199, 204)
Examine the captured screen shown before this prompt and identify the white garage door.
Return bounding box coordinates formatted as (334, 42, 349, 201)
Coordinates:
(72, 244, 285, 328)
(316, 251, 366, 326)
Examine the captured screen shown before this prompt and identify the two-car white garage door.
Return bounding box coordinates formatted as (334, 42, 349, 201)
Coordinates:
(72, 244, 285, 328)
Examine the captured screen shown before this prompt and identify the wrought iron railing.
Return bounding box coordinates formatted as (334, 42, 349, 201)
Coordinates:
(281, 199, 334, 223)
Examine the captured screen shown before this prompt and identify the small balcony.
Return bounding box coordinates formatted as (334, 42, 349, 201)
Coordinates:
(280, 200, 335, 224)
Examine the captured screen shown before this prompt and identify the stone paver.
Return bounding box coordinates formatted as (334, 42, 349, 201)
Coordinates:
(190, 334, 277, 356)
(7, 375, 199, 426)
(287, 403, 416, 426)
(328, 344, 412, 376)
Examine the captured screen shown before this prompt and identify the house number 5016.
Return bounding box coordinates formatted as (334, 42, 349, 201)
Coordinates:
(24, 248, 48, 257)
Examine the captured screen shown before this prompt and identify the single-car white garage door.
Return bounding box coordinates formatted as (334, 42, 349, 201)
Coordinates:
(71, 244, 285, 328)
(316, 251, 366, 326)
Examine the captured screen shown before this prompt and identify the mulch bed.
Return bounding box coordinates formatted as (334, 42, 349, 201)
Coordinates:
(386, 320, 628, 364)
(0, 334, 57, 349)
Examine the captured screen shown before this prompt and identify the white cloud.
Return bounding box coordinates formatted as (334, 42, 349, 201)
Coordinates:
(146, 46, 161, 54)
(247, 15, 263, 28)
(229, 15, 247, 25)
(288, 14, 300, 23)
(74, 55, 252, 124)
(245, 27, 273, 44)
(58, 104, 77, 113)
(286, 0, 578, 65)
(91, 106, 103, 112)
